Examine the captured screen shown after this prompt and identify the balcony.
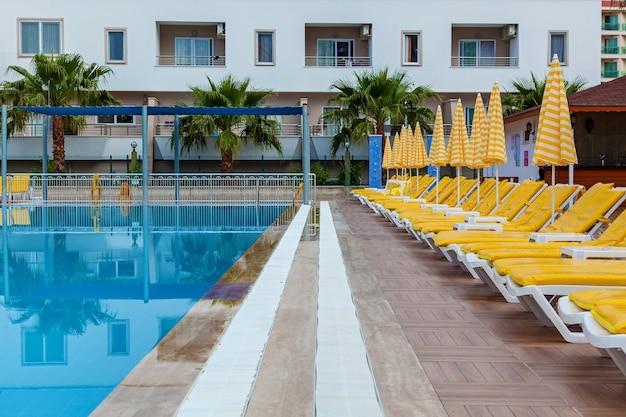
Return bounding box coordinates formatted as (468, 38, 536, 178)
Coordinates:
(450, 24, 519, 68)
(601, 70, 626, 78)
(602, 22, 625, 31)
(304, 24, 372, 68)
(304, 56, 372, 68)
(601, 46, 626, 54)
(156, 55, 226, 67)
(450, 56, 519, 67)
(157, 22, 226, 67)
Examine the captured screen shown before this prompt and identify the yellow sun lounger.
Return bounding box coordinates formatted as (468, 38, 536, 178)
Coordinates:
(555, 290, 626, 375)
(10, 174, 31, 201)
(386, 177, 482, 230)
(430, 183, 584, 262)
(497, 258, 626, 342)
(409, 180, 514, 238)
(368, 175, 436, 213)
(433, 182, 626, 263)
(456, 187, 626, 300)
(387, 176, 457, 214)
(557, 289, 626, 328)
(581, 304, 626, 376)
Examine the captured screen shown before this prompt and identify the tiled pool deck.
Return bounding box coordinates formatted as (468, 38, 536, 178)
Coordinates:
(93, 197, 626, 417)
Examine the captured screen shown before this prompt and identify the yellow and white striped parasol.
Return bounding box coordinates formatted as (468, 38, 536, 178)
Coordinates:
(399, 125, 410, 170)
(413, 123, 430, 169)
(382, 135, 393, 170)
(448, 99, 472, 205)
(484, 81, 507, 203)
(391, 132, 401, 170)
(533, 54, 578, 221)
(429, 105, 448, 203)
(468, 93, 488, 202)
(532, 54, 577, 167)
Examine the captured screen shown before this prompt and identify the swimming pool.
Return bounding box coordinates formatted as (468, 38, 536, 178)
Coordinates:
(0, 204, 289, 417)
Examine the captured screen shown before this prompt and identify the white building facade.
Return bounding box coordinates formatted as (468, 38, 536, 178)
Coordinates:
(0, 0, 600, 179)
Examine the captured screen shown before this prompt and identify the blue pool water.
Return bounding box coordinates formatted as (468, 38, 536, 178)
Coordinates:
(0, 204, 288, 417)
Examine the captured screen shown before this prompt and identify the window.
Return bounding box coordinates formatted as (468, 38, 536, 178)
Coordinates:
(98, 259, 136, 277)
(106, 28, 126, 63)
(604, 14, 619, 30)
(549, 31, 568, 64)
(321, 106, 341, 136)
(159, 317, 180, 339)
(604, 38, 619, 54)
(108, 320, 130, 355)
(19, 19, 62, 56)
(459, 40, 495, 67)
(402, 32, 421, 65)
(317, 39, 354, 67)
(256, 30, 275, 65)
(603, 61, 618, 78)
(97, 115, 135, 124)
(22, 328, 66, 365)
(175, 37, 213, 66)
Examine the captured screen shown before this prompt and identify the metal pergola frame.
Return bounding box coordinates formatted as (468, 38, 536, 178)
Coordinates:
(1, 104, 311, 205)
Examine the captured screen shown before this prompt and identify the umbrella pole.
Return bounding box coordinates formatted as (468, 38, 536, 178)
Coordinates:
(457, 167, 461, 207)
(416, 169, 419, 196)
(476, 168, 481, 203)
(436, 166, 440, 204)
(568, 163, 574, 185)
(551, 166, 556, 224)
(495, 165, 499, 206)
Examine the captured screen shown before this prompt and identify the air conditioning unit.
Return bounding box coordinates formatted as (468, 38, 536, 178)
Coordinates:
(502, 24, 517, 39)
(217, 23, 225, 39)
(360, 24, 372, 39)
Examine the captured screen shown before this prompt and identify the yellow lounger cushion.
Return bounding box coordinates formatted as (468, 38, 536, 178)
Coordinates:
(433, 231, 533, 247)
(591, 304, 626, 334)
(507, 265, 626, 287)
(494, 258, 626, 278)
(568, 289, 626, 311)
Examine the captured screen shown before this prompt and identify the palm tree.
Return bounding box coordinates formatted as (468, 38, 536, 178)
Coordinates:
(325, 67, 438, 157)
(1, 53, 120, 173)
(502, 72, 586, 116)
(173, 74, 282, 173)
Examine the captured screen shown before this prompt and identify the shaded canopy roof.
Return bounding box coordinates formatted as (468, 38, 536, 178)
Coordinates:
(16, 105, 304, 116)
(505, 76, 626, 123)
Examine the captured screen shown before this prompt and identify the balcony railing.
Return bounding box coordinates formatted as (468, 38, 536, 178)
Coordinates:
(451, 56, 519, 67)
(601, 70, 626, 78)
(10, 122, 461, 139)
(602, 22, 625, 31)
(304, 56, 371, 68)
(12, 123, 143, 137)
(601, 46, 626, 54)
(157, 55, 226, 67)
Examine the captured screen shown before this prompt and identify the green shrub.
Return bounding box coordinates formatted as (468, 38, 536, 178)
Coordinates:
(338, 160, 363, 185)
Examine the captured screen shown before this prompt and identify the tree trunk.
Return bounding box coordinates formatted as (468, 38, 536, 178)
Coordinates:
(220, 150, 233, 173)
(52, 116, 66, 173)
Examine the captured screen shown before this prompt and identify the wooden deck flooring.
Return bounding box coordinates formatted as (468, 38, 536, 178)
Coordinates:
(337, 198, 626, 417)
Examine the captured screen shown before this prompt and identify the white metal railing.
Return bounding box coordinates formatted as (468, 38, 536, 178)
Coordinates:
(304, 56, 372, 67)
(11, 123, 143, 138)
(10, 173, 314, 207)
(154, 123, 303, 137)
(156, 55, 226, 67)
(12, 121, 458, 140)
(450, 56, 519, 67)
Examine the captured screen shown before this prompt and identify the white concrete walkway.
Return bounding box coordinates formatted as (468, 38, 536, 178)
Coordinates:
(176, 201, 384, 416)
(176, 204, 311, 417)
(316, 201, 384, 416)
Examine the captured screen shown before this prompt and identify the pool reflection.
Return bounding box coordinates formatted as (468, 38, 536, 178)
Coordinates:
(0, 205, 282, 417)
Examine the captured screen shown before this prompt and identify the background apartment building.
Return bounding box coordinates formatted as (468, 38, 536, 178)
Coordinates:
(1, 0, 600, 179)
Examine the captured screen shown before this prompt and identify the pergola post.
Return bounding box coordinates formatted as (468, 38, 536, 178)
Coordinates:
(302, 104, 310, 204)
